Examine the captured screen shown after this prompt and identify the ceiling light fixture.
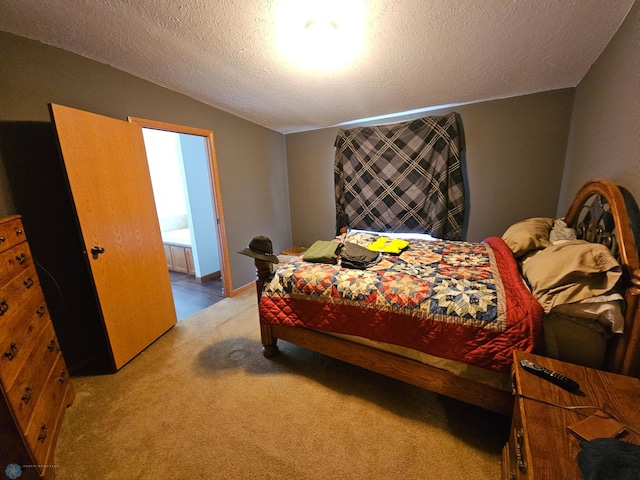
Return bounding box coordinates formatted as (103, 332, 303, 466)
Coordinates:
(274, 0, 365, 72)
(302, 18, 339, 66)
(304, 18, 338, 34)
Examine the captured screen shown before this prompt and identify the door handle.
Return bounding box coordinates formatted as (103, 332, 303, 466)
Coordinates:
(91, 246, 105, 258)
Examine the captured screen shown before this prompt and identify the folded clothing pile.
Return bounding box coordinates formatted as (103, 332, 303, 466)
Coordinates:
(366, 237, 409, 253)
(302, 240, 381, 270)
(302, 240, 343, 264)
(340, 242, 381, 270)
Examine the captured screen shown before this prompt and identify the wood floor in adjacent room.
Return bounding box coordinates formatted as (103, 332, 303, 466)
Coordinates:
(169, 271, 225, 320)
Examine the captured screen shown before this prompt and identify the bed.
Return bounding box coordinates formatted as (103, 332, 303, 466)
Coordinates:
(250, 179, 640, 415)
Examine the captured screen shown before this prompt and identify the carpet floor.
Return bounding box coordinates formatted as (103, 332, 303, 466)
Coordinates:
(53, 289, 510, 479)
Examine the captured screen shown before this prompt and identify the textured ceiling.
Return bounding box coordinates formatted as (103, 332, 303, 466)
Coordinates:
(1, 0, 634, 134)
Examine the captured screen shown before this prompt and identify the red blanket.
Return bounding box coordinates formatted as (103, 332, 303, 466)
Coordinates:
(260, 236, 543, 373)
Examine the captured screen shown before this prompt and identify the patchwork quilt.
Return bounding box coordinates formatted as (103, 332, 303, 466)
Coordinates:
(259, 232, 544, 373)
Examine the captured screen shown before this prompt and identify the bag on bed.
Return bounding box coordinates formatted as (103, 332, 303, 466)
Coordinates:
(340, 242, 381, 269)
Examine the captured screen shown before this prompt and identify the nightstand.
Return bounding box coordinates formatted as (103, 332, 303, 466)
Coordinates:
(502, 351, 640, 479)
(280, 246, 307, 256)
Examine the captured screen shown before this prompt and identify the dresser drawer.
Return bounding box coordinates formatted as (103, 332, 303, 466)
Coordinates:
(0, 217, 26, 254)
(14, 265, 42, 305)
(502, 443, 514, 480)
(0, 264, 42, 311)
(0, 240, 33, 279)
(504, 403, 529, 479)
(5, 321, 62, 433)
(0, 293, 51, 391)
(0, 222, 8, 253)
(23, 353, 73, 477)
(0, 287, 48, 354)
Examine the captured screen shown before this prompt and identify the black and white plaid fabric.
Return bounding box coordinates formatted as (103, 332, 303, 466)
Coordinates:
(334, 112, 465, 240)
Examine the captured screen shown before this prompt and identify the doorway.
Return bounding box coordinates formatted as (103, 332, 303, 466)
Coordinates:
(128, 117, 231, 319)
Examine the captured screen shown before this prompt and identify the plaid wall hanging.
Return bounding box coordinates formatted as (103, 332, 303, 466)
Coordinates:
(334, 112, 466, 240)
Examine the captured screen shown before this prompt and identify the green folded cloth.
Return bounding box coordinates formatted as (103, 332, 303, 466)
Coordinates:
(366, 237, 409, 254)
(303, 240, 343, 264)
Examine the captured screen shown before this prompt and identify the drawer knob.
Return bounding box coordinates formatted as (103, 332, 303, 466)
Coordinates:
(36, 305, 46, 317)
(15, 253, 27, 265)
(0, 236, 5, 243)
(58, 371, 68, 384)
(47, 339, 57, 352)
(91, 245, 105, 258)
(37, 424, 48, 443)
(15, 229, 23, 237)
(23, 278, 34, 289)
(515, 428, 527, 473)
(21, 386, 33, 404)
(0, 300, 8, 316)
(4, 343, 18, 360)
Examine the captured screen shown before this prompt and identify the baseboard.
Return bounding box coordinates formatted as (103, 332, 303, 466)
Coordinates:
(196, 271, 221, 283)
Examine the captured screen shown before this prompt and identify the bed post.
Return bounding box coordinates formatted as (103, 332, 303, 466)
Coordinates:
(565, 179, 640, 378)
(620, 268, 640, 376)
(253, 258, 271, 302)
(254, 258, 279, 358)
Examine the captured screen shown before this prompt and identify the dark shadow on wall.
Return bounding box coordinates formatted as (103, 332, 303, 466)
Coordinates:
(0, 121, 110, 374)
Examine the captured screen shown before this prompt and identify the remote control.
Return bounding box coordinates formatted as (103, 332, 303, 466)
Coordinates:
(519, 359, 580, 392)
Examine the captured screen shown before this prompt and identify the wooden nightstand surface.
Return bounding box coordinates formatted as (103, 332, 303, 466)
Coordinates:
(505, 351, 640, 479)
(280, 246, 307, 256)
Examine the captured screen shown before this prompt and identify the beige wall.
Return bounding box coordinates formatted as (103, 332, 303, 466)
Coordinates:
(0, 32, 291, 291)
(558, 0, 640, 214)
(2, 0, 636, 291)
(286, 89, 574, 246)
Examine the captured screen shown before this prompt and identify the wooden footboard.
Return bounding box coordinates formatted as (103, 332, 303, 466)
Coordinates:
(253, 258, 513, 415)
(620, 270, 640, 376)
(267, 322, 514, 415)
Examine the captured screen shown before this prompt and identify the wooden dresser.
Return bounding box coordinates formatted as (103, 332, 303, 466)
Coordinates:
(503, 350, 640, 480)
(0, 215, 74, 480)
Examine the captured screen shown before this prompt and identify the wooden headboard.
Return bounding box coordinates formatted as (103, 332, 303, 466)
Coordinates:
(563, 179, 640, 376)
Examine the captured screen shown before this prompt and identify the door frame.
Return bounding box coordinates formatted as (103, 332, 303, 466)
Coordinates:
(128, 117, 231, 297)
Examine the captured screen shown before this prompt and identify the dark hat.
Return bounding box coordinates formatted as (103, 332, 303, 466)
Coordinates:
(238, 235, 279, 263)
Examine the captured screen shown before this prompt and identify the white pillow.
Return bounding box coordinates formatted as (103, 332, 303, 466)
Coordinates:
(549, 218, 577, 242)
(552, 293, 625, 333)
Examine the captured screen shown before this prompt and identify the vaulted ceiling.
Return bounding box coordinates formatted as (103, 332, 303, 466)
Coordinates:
(1, 0, 634, 133)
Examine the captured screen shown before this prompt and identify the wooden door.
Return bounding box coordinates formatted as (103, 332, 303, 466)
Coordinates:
(49, 104, 177, 369)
